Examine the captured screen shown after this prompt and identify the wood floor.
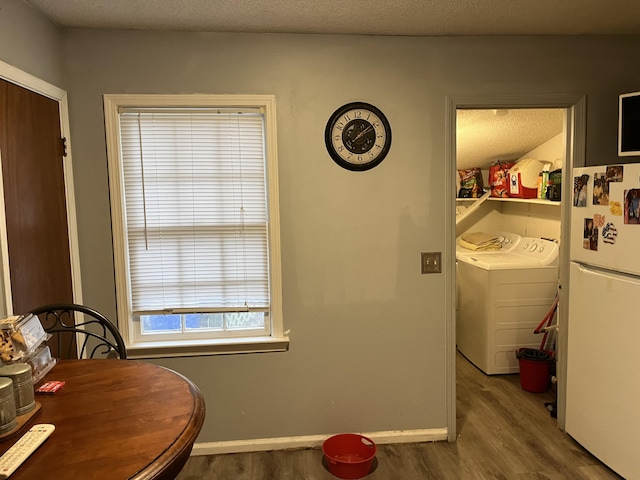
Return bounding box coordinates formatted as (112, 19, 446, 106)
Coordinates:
(176, 352, 623, 479)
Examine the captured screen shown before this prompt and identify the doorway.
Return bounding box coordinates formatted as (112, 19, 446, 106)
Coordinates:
(0, 60, 82, 321)
(445, 94, 587, 441)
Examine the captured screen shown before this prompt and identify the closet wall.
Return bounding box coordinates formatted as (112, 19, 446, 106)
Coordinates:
(456, 132, 565, 242)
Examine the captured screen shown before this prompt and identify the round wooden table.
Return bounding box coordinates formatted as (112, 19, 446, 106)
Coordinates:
(0, 359, 205, 479)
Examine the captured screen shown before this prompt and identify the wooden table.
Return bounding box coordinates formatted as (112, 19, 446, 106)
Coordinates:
(0, 359, 205, 479)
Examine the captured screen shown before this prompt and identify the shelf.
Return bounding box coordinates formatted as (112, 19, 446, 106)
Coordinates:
(456, 192, 491, 225)
(456, 197, 486, 203)
(456, 193, 561, 226)
(456, 193, 560, 206)
(486, 197, 561, 205)
(456, 190, 489, 202)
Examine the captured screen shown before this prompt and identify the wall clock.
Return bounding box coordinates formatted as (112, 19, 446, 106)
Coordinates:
(324, 102, 392, 171)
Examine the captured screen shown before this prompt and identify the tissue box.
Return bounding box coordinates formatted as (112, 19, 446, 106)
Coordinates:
(0, 314, 47, 362)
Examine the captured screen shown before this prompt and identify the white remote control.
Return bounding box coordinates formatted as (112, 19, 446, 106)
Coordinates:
(0, 424, 55, 479)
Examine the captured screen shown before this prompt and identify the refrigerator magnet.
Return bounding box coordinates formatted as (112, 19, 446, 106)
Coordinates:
(594, 214, 605, 227)
(593, 173, 609, 206)
(606, 165, 624, 183)
(583, 218, 598, 251)
(610, 201, 623, 216)
(624, 189, 640, 224)
(602, 223, 618, 245)
(573, 175, 588, 207)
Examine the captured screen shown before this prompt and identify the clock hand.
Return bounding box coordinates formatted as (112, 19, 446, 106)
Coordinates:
(352, 125, 373, 142)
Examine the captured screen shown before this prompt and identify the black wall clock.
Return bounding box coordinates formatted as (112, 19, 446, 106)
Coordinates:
(324, 102, 392, 171)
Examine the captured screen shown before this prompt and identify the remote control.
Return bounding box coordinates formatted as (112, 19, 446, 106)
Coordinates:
(0, 424, 55, 479)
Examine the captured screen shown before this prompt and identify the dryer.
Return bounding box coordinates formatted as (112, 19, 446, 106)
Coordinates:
(456, 234, 559, 375)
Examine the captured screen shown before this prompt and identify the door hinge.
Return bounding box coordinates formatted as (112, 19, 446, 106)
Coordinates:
(61, 137, 68, 157)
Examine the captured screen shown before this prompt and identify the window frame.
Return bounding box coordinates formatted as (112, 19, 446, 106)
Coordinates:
(103, 94, 287, 358)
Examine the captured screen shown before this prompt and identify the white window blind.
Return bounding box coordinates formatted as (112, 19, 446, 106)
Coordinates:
(118, 109, 270, 315)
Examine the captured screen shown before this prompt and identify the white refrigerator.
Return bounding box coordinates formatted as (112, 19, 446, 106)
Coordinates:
(567, 164, 640, 480)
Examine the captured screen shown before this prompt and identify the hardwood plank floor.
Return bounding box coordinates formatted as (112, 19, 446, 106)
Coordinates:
(176, 352, 623, 479)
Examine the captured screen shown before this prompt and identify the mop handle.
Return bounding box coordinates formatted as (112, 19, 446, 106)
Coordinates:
(534, 293, 559, 350)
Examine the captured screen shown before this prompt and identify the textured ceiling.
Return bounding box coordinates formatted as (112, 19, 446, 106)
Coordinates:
(21, 1, 619, 171)
(23, 0, 640, 36)
(457, 109, 565, 170)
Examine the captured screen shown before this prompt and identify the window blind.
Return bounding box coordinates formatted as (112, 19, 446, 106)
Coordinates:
(118, 110, 269, 314)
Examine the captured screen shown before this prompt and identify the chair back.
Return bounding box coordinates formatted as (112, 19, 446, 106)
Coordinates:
(29, 303, 127, 359)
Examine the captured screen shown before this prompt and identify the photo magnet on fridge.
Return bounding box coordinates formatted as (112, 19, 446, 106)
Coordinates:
(606, 165, 624, 183)
(593, 172, 609, 206)
(583, 218, 598, 251)
(624, 189, 640, 224)
(574, 174, 588, 207)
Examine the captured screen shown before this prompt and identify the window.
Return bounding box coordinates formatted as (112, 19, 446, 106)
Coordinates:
(104, 95, 286, 357)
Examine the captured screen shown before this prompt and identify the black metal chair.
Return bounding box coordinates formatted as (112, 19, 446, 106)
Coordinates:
(28, 303, 127, 359)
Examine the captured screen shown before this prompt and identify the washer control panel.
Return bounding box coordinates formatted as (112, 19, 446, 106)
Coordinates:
(518, 237, 559, 265)
(494, 231, 521, 251)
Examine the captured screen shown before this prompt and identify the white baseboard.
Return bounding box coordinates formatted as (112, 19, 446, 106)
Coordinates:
(191, 428, 448, 456)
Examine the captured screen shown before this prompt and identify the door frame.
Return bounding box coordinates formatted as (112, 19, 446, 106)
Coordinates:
(0, 59, 83, 316)
(445, 93, 586, 440)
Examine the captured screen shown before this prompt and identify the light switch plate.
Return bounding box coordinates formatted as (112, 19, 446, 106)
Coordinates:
(421, 252, 442, 274)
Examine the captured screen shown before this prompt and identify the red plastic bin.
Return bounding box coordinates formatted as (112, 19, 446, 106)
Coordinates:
(322, 433, 376, 479)
(516, 348, 554, 393)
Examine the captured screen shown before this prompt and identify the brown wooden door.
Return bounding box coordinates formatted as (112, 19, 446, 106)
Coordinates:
(0, 78, 74, 316)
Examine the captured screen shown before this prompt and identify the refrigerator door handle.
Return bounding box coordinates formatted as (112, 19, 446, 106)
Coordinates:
(572, 261, 640, 283)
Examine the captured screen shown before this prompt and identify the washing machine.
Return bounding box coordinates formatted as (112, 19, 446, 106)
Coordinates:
(456, 234, 559, 375)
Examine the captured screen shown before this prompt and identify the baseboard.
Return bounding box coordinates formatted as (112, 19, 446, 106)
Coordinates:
(191, 428, 448, 456)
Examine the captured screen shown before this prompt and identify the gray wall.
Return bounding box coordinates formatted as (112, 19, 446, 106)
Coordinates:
(64, 31, 453, 442)
(60, 30, 639, 443)
(0, 0, 64, 87)
(2, 6, 639, 444)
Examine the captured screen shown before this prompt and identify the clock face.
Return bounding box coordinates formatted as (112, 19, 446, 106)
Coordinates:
(325, 102, 392, 171)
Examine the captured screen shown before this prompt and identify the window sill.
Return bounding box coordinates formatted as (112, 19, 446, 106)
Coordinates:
(126, 335, 290, 359)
